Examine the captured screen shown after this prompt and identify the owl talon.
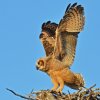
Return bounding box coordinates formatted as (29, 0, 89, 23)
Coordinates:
(50, 90, 62, 96)
(56, 89, 62, 94)
(50, 90, 56, 93)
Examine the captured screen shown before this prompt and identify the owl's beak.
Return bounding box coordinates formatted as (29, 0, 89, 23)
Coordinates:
(36, 62, 39, 70)
(36, 65, 39, 70)
(39, 33, 43, 39)
(36, 67, 39, 70)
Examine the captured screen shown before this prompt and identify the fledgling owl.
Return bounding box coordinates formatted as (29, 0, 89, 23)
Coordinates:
(36, 3, 85, 93)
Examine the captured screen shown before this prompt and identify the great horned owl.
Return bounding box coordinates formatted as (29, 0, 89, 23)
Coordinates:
(36, 3, 85, 93)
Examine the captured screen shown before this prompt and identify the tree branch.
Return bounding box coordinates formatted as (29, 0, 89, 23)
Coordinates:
(6, 88, 35, 100)
(6, 85, 100, 100)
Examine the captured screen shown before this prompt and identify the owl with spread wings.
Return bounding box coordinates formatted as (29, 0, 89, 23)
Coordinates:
(36, 3, 85, 93)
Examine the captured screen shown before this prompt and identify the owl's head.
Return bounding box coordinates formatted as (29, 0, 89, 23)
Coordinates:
(36, 57, 49, 72)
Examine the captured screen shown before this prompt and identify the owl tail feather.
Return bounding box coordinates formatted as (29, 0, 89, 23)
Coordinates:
(65, 73, 85, 90)
(74, 73, 85, 88)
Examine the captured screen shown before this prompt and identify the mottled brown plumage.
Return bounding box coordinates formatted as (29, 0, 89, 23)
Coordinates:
(54, 3, 84, 67)
(36, 3, 85, 93)
(39, 21, 58, 56)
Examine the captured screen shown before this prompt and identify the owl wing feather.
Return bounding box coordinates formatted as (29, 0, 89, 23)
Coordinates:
(39, 21, 58, 56)
(54, 3, 85, 67)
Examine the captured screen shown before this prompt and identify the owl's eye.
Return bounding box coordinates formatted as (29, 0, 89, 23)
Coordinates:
(38, 60, 44, 66)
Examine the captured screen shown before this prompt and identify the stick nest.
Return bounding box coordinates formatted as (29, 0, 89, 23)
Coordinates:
(7, 84, 100, 100)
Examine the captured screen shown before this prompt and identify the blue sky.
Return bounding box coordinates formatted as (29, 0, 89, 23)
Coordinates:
(0, 0, 100, 99)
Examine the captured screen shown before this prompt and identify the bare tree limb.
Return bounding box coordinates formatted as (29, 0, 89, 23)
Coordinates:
(6, 88, 35, 100)
(6, 85, 100, 100)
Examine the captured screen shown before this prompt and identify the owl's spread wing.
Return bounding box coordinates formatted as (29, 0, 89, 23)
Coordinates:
(39, 21, 58, 56)
(54, 3, 85, 67)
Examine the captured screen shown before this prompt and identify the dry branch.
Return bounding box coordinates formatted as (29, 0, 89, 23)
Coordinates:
(6, 85, 100, 100)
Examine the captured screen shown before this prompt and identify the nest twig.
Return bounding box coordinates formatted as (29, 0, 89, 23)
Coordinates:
(6, 84, 100, 100)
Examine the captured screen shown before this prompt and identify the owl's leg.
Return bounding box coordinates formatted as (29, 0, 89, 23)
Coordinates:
(56, 77, 64, 93)
(51, 77, 59, 91)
